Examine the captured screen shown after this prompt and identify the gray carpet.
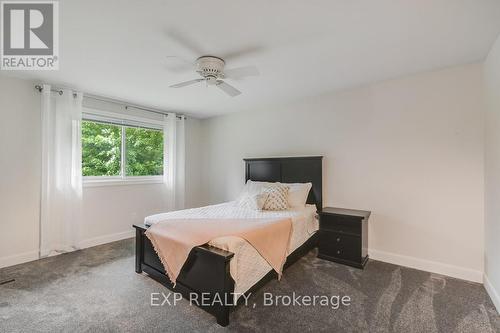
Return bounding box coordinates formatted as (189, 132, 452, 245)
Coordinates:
(0, 239, 498, 333)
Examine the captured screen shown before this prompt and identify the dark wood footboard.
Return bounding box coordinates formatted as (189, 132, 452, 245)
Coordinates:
(134, 224, 235, 326)
(134, 224, 319, 326)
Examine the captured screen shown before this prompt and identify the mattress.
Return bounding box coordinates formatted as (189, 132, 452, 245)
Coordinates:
(144, 202, 319, 297)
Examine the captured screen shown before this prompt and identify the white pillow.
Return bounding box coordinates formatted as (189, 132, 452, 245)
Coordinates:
(238, 192, 269, 210)
(237, 180, 312, 209)
(236, 180, 270, 202)
(284, 182, 312, 208)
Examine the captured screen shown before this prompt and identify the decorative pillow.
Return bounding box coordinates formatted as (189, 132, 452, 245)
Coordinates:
(236, 180, 270, 202)
(238, 192, 269, 210)
(262, 183, 289, 211)
(285, 182, 312, 208)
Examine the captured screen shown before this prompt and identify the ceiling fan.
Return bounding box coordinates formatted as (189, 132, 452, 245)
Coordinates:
(169, 56, 259, 97)
(165, 29, 260, 97)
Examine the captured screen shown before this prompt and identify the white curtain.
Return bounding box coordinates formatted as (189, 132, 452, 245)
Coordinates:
(163, 113, 185, 211)
(40, 84, 83, 257)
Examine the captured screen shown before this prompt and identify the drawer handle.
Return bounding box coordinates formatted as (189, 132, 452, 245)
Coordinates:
(336, 237, 341, 242)
(336, 250, 341, 255)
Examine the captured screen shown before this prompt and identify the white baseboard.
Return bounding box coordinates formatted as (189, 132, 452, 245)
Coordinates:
(484, 274, 500, 313)
(0, 250, 39, 269)
(0, 230, 134, 270)
(369, 248, 483, 283)
(78, 230, 135, 249)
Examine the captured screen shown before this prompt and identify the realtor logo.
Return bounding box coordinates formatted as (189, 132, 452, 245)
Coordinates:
(1, 1, 58, 70)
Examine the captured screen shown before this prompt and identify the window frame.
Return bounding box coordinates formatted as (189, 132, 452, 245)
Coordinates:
(82, 107, 165, 187)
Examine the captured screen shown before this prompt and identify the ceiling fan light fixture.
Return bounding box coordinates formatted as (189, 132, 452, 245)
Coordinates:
(168, 55, 258, 97)
(205, 76, 218, 85)
(196, 56, 225, 77)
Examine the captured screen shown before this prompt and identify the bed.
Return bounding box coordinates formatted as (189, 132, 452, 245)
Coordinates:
(133, 156, 323, 326)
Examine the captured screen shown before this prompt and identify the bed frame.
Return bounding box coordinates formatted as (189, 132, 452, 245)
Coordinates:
(133, 156, 323, 326)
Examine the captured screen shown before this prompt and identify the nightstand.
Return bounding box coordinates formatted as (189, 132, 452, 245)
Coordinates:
(318, 207, 370, 269)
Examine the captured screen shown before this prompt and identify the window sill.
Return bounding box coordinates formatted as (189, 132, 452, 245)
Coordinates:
(83, 177, 164, 187)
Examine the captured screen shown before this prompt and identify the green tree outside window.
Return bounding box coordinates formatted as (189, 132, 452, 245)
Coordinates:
(82, 120, 163, 177)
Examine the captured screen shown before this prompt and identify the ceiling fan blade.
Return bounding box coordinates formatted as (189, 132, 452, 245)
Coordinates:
(169, 78, 204, 88)
(165, 29, 205, 58)
(216, 81, 241, 97)
(224, 66, 260, 79)
(222, 46, 263, 61)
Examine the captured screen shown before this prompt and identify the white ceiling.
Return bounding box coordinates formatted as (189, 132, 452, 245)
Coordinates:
(6, 0, 500, 117)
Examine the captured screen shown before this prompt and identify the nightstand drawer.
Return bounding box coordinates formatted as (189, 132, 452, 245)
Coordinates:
(319, 231, 361, 262)
(319, 214, 362, 236)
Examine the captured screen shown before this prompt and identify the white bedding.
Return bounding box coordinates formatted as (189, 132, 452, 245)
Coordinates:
(144, 202, 319, 297)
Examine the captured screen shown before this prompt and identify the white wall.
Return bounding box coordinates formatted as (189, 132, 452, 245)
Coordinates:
(201, 64, 485, 282)
(484, 35, 500, 312)
(81, 184, 168, 246)
(0, 74, 204, 267)
(0, 75, 41, 267)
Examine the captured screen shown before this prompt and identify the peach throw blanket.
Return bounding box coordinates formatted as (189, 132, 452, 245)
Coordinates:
(145, 218, 292, 285)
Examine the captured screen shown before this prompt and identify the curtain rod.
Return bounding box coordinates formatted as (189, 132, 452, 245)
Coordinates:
(34, 84, 184, 119)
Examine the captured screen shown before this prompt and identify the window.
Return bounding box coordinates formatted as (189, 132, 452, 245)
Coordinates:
(82, 115, 164, 185)
(125, 126, 164, 176)
(82, 121, 121, 177)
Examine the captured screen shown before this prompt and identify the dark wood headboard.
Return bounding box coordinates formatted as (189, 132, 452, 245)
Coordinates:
(243, 156, 323, 210)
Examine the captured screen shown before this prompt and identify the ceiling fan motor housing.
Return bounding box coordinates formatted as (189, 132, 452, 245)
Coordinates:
(196, 56, 225, 84)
